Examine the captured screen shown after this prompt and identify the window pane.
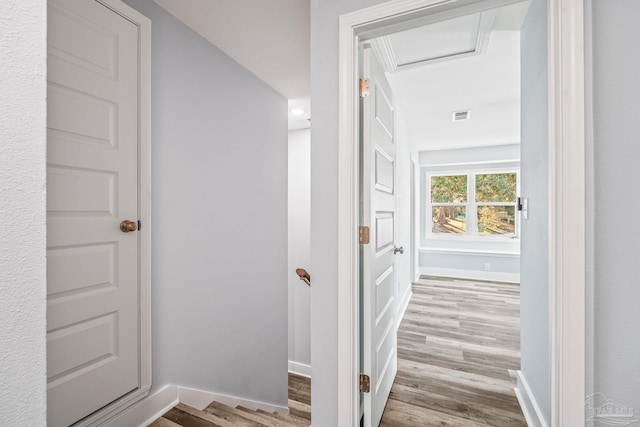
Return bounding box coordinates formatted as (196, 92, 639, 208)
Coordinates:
(475, 173, 517, 203)
(432, 206, 466, 234)
(477, 206, 516, 235)
(431, 175, 467, 203)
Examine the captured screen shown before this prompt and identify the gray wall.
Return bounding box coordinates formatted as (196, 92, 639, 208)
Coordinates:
(519, 0, 550, 422)
(123, 0, 288, 407)
(310, 0, 390, 423)
(589, 0, 640, 413)
(418, 250, 520, 276)
(288, 129, 311, 367)
(0, 0, 47, 425)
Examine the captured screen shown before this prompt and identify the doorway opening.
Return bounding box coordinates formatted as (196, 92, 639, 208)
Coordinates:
(338, 0, 586, 426)
(358, 2, 527, 425)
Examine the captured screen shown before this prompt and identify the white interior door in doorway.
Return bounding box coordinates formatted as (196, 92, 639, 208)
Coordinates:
(360, 45, 398, 427)
(47, 1, 149, 425)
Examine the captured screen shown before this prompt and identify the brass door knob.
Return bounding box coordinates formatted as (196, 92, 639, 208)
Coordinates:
(120, 220, 137, 233)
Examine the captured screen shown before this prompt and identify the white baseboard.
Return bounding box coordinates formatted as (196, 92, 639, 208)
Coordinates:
(104, 385, 178, 427)
(103, 383, 289, 426)
(288, 360, 312, 378)
(514, 370, 549, 427)
(397, 286, 413, 327)
(178, 385, 289, 414)
(418, 267, 520, 283)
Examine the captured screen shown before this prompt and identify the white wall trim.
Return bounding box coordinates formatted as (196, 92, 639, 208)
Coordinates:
(396, 286, 413, 327)
(177, 386, 289, 414)
(288, 361, 312, 378)
(63, 1, 153, 426)
(583, 0, 595, 405)
(337, 0, 586, 426)
(418, 267, 520, 284)
(370, 36, 398, 73)
(515, 371, 550, 427)
(547, 1, 586, 426)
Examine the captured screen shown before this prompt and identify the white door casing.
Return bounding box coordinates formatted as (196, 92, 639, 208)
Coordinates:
(47, 0, 151, 425)
(338, 0, 586, 426)
(361, 45, 398, 427)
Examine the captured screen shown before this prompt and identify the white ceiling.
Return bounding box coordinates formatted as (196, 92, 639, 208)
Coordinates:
(382, 1, 530, 151)
(153, 0, 529, 137)
(389, 30, 521, 151)
(153, 0, 311, 129)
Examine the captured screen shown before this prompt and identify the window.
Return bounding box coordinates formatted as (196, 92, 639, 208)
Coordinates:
(430, 175, 467, 234)
(475, 173, 517, 236)
(428, 171, 518, 238)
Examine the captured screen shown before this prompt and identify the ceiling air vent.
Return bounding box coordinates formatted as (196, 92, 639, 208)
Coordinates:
(452, 110, 470, 121)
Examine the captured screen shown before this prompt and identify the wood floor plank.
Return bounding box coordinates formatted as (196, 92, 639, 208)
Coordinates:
(287, 398, 311, 420)
(253, 409, 309, 426)
(174, 404, 236, 427)
(148, 417, 182, 427)
(288, 373, 311, 405)
(379, 276, 527, 427)
(380, 398, 490, 427)
(233, 407, 296, 427)
(203, 401, 265, 426)
(162, 407, 226, 427)
(205, 402, 279, 427)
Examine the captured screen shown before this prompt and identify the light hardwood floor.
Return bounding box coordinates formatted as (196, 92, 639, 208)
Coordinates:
(379, 276, 527, 427)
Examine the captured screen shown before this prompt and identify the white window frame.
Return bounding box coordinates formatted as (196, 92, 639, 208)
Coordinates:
(426, 168, 520, 240)
(428, 172, 468, 235)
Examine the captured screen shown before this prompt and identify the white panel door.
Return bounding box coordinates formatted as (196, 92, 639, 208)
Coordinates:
(47, 1, 140, 425)
(361, 45, 398, 427)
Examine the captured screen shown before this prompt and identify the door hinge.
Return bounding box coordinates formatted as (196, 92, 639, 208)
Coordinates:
(359, 79, 370, 98)
(360, 374, 371, 393)
(359, 226, 370, 244)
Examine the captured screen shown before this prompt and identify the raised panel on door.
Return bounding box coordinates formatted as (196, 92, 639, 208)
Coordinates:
(361, 45, 398, 427)
(47, 1, 140, 425)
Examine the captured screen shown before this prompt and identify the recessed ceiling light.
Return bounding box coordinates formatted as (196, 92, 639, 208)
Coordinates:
(291, 108, 305, 116)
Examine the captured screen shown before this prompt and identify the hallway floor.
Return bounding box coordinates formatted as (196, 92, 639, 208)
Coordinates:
(379, 276, 527, 426)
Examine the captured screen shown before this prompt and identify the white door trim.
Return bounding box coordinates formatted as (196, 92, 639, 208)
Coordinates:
(337, 0, 585, 426)
(51, 1, 153, 425)
(548, 0, 585, 425)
